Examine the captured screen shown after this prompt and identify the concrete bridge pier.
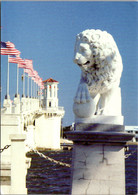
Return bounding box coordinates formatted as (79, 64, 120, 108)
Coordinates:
(66, 125, 134, 195)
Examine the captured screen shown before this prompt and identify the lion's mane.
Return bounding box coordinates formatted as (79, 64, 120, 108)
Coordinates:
(76, 29, 123, 94)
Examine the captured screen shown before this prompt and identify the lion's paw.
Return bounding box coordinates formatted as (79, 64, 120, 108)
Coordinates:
(74, 83, 91, 104)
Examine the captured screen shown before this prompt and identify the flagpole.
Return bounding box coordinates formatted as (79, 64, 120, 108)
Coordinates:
(6, 55, 10, 99)
(23, 71, 25, 97)
(35, 82, 36, 98)
(37, 84, 38, 98)
(32, 79, 34, 98)
(27, 75, 29, 97)
(31, 78, 32, 98)
(38, 85, 39, 99)
(36, 84, 37, 98)
(33, 80, 34, 98)
(34, 82, 35, 98)
(33, 80, 35, 98)
(34, 82, 36, 98)
(36, 83, 37, 98)
(16, 64, 19, 97)
(40, 88, 42, 107)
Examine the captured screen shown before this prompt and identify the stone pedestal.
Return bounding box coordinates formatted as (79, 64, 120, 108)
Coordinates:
(10, 134, 27, 194)
(13, 94, 20, 114)
(66, 128, 134, 195)
(26, 97, 30, 111)
(21, 97, 27, 112)
(3, 98, 12, 114)
(1, 114, 21, 156)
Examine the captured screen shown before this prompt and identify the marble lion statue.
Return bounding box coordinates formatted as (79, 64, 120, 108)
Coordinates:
(73, 29, 123, 118)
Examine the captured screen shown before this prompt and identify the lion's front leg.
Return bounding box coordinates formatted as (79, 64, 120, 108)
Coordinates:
(97, 87, 122, 115)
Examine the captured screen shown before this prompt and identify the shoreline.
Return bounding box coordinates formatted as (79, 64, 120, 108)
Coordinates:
(126, 141, 138, 146)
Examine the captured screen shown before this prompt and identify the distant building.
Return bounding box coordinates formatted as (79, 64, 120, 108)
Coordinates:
(34, 78, 65, 149)
(42, 78, 59, 109)
(125, 126, 138, 142)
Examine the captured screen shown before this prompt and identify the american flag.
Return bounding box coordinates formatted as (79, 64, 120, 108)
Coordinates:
(38, 91, 43, 95)
(1, 42, 7, 48)
(1, 48, 20, 56)
(6, 41, 15, 49)
(33, 70, 38, 77)
(41, 85, 44, 90)
(25, 59, 33, 70)
(18, 63, 26, 69)
(0, 41, 20, 55)
(30, 70, 39, 82)
(29, 70, 35, 77)
(38, 78, 44, 88)
(24, 68, 34, 77)
(32, 77, 35, 81)
(18, 59, 26, 67)
(34, 74, 40, 84)
(9, 55, 25, 64)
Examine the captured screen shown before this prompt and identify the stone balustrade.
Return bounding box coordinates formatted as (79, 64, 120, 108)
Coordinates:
(2, 97, 40, 115)
(42, 106, 65, 117)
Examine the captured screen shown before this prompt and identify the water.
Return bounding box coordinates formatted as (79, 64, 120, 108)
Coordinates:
(26, 150, 72, 194)
(125, 145, 137, 195)
(26, 145, 137, 195)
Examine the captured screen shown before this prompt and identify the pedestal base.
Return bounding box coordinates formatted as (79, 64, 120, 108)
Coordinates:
(71, 143, 125, 195)
(65, 125, 134, 195)
(14, 95, 20, 114)
(3, 98, 12, 114)
(75, 115, 124, 125)
(75, 123, 124, 132)
(66, 131, 134, 145)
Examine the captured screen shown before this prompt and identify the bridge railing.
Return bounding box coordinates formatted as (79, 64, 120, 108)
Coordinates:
(2, 97, 40, 115)
(42, 106, 64, 113)
(1, 97, 65, 116)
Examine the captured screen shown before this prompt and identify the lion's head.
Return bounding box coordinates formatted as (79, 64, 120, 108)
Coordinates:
(74, 29, 123, 94)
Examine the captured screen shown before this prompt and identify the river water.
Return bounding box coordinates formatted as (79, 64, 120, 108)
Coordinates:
(26, 145, 137, 195)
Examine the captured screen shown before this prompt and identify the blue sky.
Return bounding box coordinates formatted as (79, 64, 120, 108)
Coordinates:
(1, 1, 138, 126)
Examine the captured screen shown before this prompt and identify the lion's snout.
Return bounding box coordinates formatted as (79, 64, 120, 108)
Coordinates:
(73, 58, 79, 65)
(74, 53, 80, 64)
(74, 54, 90, 67)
